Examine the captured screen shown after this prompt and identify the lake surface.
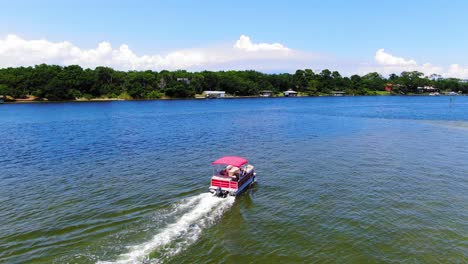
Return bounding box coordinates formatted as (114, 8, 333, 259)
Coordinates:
(1, 96, 467, 263)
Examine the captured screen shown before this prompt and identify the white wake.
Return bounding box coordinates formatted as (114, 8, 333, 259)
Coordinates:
(98, 193, 235, 264)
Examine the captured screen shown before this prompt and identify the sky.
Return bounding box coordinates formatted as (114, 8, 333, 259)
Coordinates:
(0, 0, 467, 77)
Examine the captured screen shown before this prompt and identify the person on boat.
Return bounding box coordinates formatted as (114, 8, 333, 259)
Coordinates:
(227, 166, 240, 181)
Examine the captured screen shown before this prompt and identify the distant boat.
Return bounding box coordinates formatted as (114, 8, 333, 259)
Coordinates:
(209, 156, 256, 197)
(259, 90, 274, 97)
(0, 95, 4, 104)
(447, 91, 459, 96)
(429, 92, 440, 96)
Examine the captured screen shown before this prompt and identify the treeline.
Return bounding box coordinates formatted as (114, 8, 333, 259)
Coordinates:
(0, 64, 467, 100)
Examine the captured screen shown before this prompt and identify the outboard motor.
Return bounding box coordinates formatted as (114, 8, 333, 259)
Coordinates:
(215, 187, 222, 197)
(215, 187, 227, 198)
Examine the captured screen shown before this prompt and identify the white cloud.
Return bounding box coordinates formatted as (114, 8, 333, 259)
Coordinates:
(375, 49, 416, 66)
(364, 48, 468, 79)
(446, 64, 468, 79)
(0, 34, 302, 71)
(234, 35, 290, 52)
(2, 34, 467, 78)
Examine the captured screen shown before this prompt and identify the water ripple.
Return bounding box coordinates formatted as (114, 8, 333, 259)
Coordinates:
(1, 97, 467, 263)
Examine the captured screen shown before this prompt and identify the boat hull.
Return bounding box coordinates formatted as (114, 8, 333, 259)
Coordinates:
(209, 171, 256, 197)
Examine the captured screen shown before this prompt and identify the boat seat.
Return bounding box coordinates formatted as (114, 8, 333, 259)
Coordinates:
(243, 165, 254, 173)
(228, 166, 240, 177)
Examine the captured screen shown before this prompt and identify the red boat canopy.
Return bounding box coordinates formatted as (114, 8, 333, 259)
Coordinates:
(212, 156, 248, 167)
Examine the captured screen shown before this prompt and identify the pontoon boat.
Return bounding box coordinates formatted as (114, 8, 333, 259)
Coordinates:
(209, 156, 256, 197)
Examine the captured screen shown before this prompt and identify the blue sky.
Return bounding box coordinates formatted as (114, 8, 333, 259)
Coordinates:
(0, 0, 467, 76)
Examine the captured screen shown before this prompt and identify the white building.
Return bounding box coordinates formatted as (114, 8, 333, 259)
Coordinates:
(176, 78, 191, 84)
(417, 86, 438, 93)
(259, 90, 274, 97)
(204, 91, 225, 98)
(284, 89, 298, 97)
(331, 91, 345, 96)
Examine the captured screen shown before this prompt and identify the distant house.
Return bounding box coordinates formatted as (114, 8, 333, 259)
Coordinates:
(283, 89, 298, 97)
(176, 78, 191, 85)
(447, 91, 459, 96)
(417, 86, 438, 93)
(331, 91, 345, 96)
(259, 90, 274, 97)
(385, 83, 393, 92)
(204, 91, 225, 98)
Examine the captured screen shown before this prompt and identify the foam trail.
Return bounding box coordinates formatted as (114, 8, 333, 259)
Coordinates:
(98, 193, 235, 264)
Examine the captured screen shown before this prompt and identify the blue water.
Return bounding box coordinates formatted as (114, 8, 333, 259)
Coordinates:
(1, 96, 467, 263)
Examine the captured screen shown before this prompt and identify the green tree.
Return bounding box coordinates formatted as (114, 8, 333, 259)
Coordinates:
(306, 80, 319, 95)
(398, 71, 425, 94)
(0, 84, 10, 97)
(318, 69, 333, 93)
(165, 83, 194, 98)
(362, 72, 386, 92)
(293, 70, 308, 92)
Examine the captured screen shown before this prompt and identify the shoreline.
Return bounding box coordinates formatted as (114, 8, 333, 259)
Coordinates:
(2, 94, 463, 104)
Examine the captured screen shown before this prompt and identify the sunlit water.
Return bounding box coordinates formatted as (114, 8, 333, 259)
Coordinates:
(1, 96, 467, 263)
